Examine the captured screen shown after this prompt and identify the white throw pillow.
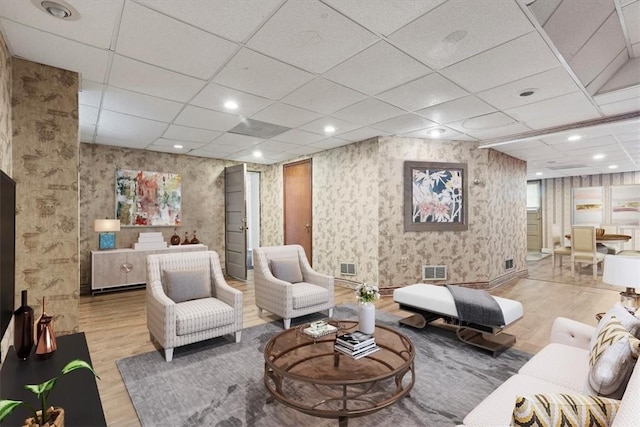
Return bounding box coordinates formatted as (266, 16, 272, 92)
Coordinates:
(270, 258, 303, 283)
(163, 268, 212, 303)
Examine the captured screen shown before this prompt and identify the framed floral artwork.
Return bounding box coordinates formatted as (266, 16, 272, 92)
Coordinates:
(404, 161, 468, 231)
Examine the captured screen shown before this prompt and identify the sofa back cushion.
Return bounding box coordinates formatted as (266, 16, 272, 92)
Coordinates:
(270, 258, 303, 283)
(511, 393, 620, 426)
(163, 268, 212, 303)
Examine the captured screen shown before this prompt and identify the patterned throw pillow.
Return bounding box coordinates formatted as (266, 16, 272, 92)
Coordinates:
(163, 268, 212, 303)
(511, 394, 621, 427)
(590, 304, 640, 350)
(589, 316, 640, 398)
(270, 258, 303, 283)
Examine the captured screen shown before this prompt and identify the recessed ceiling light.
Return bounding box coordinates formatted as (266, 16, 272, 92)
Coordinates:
(253, 150, 262, 158)
(428, 128, 446, 138)
(41, 1, 72, 18)
(173, 144, 183, 149)
(567, 135, 581, 141)
(535, 172, 543, 176)
(609, 165, 618, 169)
(519, 89, 536, 97)
(224, 100, 238, 110)
(593, 154, 605, 160)
(324, 125, 336, 134)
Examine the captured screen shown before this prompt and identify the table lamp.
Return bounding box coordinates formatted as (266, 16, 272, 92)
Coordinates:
(603, 254, 640, 312)
(93, 219, 120, 250)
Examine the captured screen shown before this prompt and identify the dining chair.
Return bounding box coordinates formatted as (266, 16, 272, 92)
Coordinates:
(571, 226, 605, 279)
(551, 224, 571, 268)
(600, 224, 621, 254)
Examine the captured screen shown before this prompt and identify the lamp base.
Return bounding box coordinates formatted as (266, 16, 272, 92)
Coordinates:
(620, 287, 639, 313)
(98, 232, 116, 250)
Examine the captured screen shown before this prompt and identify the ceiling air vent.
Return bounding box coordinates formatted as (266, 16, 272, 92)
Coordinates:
(547, 164, 587, 170)
(422, 265, 447, 281)
(340, 262, 356, 276)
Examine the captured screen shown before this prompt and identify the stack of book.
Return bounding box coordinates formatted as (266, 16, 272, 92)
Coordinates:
(335, 331, 379, 359)
(303, 321, 338, 338)
(133, 232, 168, 250)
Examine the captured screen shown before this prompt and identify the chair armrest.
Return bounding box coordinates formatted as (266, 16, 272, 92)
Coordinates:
(213, 277, 243, 309)
(146, 279, 177, 346)
(303, 269, 334, 290)
(549, 317, 595, 350)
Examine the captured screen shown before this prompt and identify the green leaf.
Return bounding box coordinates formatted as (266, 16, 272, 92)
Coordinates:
(0, 400, 24, 422)
(61, 359, 99, 379)
(24, 378, 57, 397)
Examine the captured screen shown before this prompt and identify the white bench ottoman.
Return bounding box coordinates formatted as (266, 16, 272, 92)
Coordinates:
(393, 284, 523, 356)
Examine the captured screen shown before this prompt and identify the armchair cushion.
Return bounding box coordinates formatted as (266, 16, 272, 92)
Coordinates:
(163, 268, 211, 303)
(511, 393, 620, 426)
(292, 283, 332, 309)
(271, 258, 303, 283)
(175, 298, 235, 336)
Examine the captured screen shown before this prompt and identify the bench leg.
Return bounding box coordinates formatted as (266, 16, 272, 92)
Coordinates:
(456, 327, 516, 357)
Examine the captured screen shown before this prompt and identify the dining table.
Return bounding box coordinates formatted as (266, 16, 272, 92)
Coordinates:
(564, 233, 632, 243)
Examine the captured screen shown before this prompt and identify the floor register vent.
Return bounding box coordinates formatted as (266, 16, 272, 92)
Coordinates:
(422, 265, 447, 281)
(340, 262, 357, 276)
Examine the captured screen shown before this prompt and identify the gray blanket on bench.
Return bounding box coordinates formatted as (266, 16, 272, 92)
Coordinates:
(445, 285, 505, 327)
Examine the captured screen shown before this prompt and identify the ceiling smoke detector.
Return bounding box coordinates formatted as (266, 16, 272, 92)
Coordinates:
(33, 0, 79, 20)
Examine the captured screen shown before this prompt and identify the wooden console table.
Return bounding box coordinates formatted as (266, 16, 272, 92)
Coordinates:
(1, 332, 106, 426)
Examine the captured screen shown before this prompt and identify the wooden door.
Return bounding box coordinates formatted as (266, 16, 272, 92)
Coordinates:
(225, 164, 247, 280)
(284, 159, 312, 264)
(527, 209, 542, 251)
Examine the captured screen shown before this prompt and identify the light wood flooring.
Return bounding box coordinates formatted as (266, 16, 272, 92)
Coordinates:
(78, 255, 620, 426)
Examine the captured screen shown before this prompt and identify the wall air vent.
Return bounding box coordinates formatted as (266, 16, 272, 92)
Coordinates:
(422, 265, 447, 281)
(340, 262, 356, 276)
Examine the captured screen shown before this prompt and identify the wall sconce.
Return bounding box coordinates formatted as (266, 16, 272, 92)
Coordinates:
(94, 219, 121, 250)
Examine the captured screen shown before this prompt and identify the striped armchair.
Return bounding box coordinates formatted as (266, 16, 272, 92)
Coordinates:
(146, 251, 243, 361)
(253, 245, 334, 329)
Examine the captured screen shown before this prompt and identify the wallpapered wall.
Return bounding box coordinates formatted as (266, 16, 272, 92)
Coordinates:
(540, 171, 640, 251)
(78, 143, 267, 287)
(12, 58, 79, 335)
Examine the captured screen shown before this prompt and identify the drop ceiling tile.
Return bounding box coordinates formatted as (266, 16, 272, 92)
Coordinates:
(149, 138, 204, 150)
(135, 0, 282, 42)
(528, 0, 562, 26)
(441, 32, 560, 93)
(226, 153, 274, 164)
(332, 98, 405, 126)
(310, 137, 352, 150)
(401, 126, 471, 141)
(79, 105, 99, 125)
(501, 145, 562, 161)
(600, 98, 640, 115)
(415, 96, 496, 124)
(162, 125, 221, 143)
(388, 0, 532, 70)
(251, 103, 322, 128)
(254, 140, 301, 152)
(191, 82, 274, 116)
(188, 149, 233, 160)
(476, 68, 581, 110)
(281, 77, 367, 114)
(99, 110, 168, 138)
(633, 43, 640, 57)
(0, 0, 123, 49)
(116, 1, 238, 80)
(337, 127, 388, 142)
(505, 92, 601, 130)
(285, 145, 325, 156)
(210, 133, 263, 149)
(323, 0, 444, 36)
(495, 140, 551, 153)
(213, 48, 313, 100)
(146, 145, 193, 155)
(80, 123, 96, 136)
(585, 50, 629, 96)
(195, 143, 241, 155)
(80, 133, 95, 143)
(103, 87, 183, 122)
(109, 55, 205, 102)
(247, 0, 378, 74)
(323, 41, 432, 96)
(376, 73, 468, 111)
(446, 112, 531, 139)
(95, 129, 155, 146)
(0, 19, 110, 82)
(271, 129, 326, 145)
(174, 105, 242, 132)
(79, 81, 104, 107)
(370, 114, 438, 134)
(298, 117, 361, 135)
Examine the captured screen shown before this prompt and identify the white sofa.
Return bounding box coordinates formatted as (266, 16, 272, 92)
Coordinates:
(461, 316, 639, 426)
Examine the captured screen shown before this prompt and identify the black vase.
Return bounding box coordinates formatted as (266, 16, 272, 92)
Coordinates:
(13, 290, 34, 360)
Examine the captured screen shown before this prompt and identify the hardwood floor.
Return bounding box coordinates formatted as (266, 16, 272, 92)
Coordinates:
(78, 255, 619, 426)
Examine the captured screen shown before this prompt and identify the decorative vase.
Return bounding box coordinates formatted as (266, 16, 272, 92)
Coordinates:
(170, 228, 181, 245)
(23, 407, 64, 427)
(35, 297, 57, 359)
(182, 232, 190, 245)
(358, 302, 376, 334)
(14, 290, 34, 360)
(190, 230, 199, 244)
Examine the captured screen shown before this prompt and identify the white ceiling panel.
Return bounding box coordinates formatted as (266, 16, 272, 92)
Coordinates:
(441, 32, 560, 93)
(247, 0, 377, 74)
(490, 139, 550, 153)
(370, 114, 438, 134)
(281, 77, 367, 115)
(0, 0, 123, 49)
(415, 96, 496, 125)
(210, 133, 263, 149)
(528, 0, 562, 26)
(162, 125, 221, 144)
(94, 135, 150, 149)
(102, 87, 183, 122)
(337, 127, 389, 142)
(447, 113, 531, 139)
(332, 98, 405, 126)
(149, 138, 204, 150)
(116, 1, 238, 80)
(99, 110, 167, 138)
(253, 140, 301, 152)
(135, 0, 282, 43)
(285, 144, 325, 156)
(213, 48, 313, 100)
(79, 105, 98, 125)
(388, 0, 532, 70)
(298, 117, 360, 136)
(376, 73, 468, 112)
(271, 129, 326, 145)
(401, 127, 471, 141)
(0, 19, 110, 82)
(191, 82, 273, 116)
(599, 98, 640, 115)
(80, 122, 95, 137)
(108, 55, 205, 102)
(505, 92, 601, 130)
(476, 67, 581, 111)
(624, 1, 640, 46)
(310, 137, 352, 150)
(195, 142, 241, 154)
(251, 103, 322, 128)
(174, 105, 242, 132)
(323, 41, 432, 96)
(146, 145, 193, 155)
(79, 80, 104, 107)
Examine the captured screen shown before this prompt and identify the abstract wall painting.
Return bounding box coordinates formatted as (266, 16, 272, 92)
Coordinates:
(116, 169, 182, 226)
(572, 187, 603, 225)
(404, 161, 468, 231)
(611, 185, 640, 226)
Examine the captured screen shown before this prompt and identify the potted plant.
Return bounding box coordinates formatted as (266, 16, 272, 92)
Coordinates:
(0, 359, 99, 427)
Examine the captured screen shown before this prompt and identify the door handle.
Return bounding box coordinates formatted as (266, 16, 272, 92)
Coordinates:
(304, 224, 311, 232)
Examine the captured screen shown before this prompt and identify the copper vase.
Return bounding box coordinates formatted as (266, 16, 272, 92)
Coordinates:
(35, 297, 57, 359)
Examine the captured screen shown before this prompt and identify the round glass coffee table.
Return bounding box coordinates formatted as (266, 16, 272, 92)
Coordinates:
(263, 320, 415, 426)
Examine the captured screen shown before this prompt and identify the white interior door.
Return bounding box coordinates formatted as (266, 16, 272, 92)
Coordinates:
(225, 164, 247, 280)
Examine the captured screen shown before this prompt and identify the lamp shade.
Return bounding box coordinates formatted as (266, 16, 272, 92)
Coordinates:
(603, 255, 640, 289)
(93, 219, 121, 233)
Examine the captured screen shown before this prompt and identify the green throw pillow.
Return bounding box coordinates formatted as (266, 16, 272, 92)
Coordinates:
(511, 393, 620, 427)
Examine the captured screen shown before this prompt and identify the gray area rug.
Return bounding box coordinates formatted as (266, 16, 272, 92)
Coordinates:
(117, 304, 531, 426)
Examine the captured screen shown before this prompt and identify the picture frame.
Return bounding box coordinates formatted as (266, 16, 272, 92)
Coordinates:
(404, 161, 468, 231)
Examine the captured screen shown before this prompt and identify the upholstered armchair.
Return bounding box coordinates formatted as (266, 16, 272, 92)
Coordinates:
(253, 245, 334, 329)
(146, 250, 243, 361)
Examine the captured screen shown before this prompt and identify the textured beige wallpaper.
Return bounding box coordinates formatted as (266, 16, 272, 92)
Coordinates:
(12, 58, 79, 335)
